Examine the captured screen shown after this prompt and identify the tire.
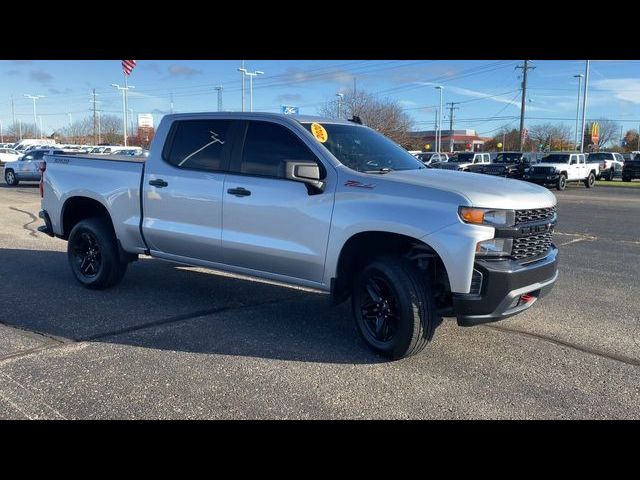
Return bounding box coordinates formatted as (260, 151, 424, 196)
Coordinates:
(608, 169, 615, 181)
(584, 172, 595, 188)
(622, 176, 631, 182)
(67, 217, 127, 289)
(351, 256, 437, 360)
(556, 174, 567, 191)
(4, 169, 18, 186)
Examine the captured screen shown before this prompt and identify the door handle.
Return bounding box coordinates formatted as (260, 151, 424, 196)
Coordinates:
(227, 187, 251, 197)
(149, 179, 168, 188)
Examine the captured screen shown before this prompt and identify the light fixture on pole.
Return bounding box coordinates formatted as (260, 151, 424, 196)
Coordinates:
(244, 70, 264, 112)
(336, 93, 344, 118)
(24, 94, 44, 137)
(111, 82, 135, 146)
(435, 86, 444, 153)
(573, 74, 584, 150)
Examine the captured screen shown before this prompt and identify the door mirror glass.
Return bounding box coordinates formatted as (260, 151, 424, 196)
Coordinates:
(285, 161, 325, 193)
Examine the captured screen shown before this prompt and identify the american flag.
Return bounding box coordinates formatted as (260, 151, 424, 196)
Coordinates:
(122, 60, 137, 76)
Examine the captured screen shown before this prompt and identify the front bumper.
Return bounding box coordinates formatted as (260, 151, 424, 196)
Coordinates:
(453, 247, 558, 326)
(522, 173, 559, 185)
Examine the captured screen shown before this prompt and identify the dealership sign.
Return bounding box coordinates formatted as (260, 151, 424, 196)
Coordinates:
(281, 105, 299, 115)
(138, 113, 154, 129)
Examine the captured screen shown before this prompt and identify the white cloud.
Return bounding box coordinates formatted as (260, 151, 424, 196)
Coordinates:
(591, 78, 640, 104)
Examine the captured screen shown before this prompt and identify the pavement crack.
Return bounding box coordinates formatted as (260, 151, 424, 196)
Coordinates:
(8, 207, 38, 238)
(484, 324, 640, 368)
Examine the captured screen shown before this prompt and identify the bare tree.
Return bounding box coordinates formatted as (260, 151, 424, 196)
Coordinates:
(592, 118, 620, 149)
(318, 89, 414, 147)
(3, 122, 38, 140)
(528, 123, 572, 151)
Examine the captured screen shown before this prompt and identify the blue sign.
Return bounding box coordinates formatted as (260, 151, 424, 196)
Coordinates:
(281, 105, 299, 115)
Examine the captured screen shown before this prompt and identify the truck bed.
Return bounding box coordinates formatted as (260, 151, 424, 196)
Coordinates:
(42, 153, 147, 254)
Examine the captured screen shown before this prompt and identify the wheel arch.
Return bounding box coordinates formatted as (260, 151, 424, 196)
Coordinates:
(61, 196, 115, 240)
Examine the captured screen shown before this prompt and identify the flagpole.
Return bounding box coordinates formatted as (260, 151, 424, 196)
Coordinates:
(123, 72, 128, 146)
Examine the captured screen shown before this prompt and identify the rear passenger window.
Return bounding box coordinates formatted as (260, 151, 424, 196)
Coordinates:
(166, 120, 232, 172)
(240, 121, 317, 178)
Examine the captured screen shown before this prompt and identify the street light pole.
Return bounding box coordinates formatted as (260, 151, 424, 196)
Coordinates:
(245, 70, 264, 112)
(579, 60, 590, 153)
(238, 61, 246, 112)
(111, 82, 135, 146)
(435, 86, 444, 153)
(573, 74, 583, 150)
(336, 93, 344, 118)
(24, 94, 44, 137)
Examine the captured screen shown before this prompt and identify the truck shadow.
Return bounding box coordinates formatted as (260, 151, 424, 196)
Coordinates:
(0, 248, 387, 364)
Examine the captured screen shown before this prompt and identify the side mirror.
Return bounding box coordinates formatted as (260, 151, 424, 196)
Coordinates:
(285, 161, 325, 193)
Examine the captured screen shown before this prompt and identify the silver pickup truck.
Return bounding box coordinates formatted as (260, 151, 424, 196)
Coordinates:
(38, 113, 559, 360)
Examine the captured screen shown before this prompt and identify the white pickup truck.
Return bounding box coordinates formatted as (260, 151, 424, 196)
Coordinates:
(38, 113, 559, 359)
(522, 152, 598, 190)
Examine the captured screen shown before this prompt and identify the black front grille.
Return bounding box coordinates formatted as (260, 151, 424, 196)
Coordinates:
(512, 231, 554, 260)
(531, 166, 556, 175)
(511, 206, 557, 260)
(485, 165, 506, 174)
(515, 206, 556, 225)
(440, 163, 460, 170)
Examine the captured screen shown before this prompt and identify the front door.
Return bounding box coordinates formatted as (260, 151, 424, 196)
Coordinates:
(221, 120, 334, 283)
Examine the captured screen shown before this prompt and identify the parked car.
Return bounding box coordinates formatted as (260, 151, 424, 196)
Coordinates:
(586, 152, 624, 180)
(0, 147, 22, 166)
(622, 154, 640, 182)
(468, 151, 535, 179)
(415, 152, 448, 166)
(4, 148, 78, 186)
(435, 152, 491, 171)
(38, 113, 558, 360)
(522, 152, 598, 190)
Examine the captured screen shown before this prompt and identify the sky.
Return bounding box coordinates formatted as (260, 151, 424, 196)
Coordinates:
(1, 59, 639, 141)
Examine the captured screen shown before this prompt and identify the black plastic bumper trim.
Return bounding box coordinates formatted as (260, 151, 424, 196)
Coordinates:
(453, 248, 558, 326)
(38, 210, 54, 237)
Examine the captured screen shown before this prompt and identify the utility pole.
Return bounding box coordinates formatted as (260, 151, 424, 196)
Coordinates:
(215, 85, 224, 111)
(39, 116, 44, 139)
(91, 89, 98, 144)
(68, 113, 72, 143)
(336, 93, 344, 118)
(0, 120, 3, 143)
(11, 95, 15, 130)
(516, 60, 535, 150)
(18, 119, 22, 140)
(244, 70, 264, 112)
(435, 86, 444, 153)
(129, 108, 135, 142)
(502, 131, 506, 152)
(579, 60, 590, 153)
(446, 102, 459, 153)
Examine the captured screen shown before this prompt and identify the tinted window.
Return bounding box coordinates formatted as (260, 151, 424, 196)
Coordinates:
(166, 120, 231, 172)
(242, 121, 316, 178)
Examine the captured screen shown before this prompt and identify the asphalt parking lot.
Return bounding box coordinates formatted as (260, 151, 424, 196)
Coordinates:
(0, 177, 638, 419)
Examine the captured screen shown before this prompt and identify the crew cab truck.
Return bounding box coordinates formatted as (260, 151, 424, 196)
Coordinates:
(38, 113, 559, 360)
(586, 152, 623, 181)
(622, 154, 640, 182)
(523, 152, 597, 191)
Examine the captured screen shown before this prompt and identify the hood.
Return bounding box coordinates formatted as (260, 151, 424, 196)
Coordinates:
(378, 168, 557, 210)
(439, 162, 471, 170)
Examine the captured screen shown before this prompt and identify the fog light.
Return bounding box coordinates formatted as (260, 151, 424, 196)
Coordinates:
(476, 238, 512, 257)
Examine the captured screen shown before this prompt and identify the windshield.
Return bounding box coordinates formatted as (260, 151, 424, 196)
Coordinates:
(301, 122, 424, 172)
(495, 153, 522, 163)
(449, 153, 474, 163)
(586, 153, 609, 163)
(416, 153, 434, 162)
(540, 154, 570, 164)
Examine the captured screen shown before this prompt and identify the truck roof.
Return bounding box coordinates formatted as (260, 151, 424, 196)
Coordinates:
(161, 112, 357, 126)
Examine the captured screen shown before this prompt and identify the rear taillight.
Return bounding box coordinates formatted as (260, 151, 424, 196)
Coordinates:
(39, 161, 46, 198)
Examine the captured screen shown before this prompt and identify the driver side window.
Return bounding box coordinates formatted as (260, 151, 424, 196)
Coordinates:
(570, 155, 577, 165)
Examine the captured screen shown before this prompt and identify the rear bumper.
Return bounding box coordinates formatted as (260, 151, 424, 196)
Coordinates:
(453, 247, 558, 326)
(38, 210, 54, 237)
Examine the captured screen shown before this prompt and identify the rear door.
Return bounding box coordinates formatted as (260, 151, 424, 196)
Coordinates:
(142, 118, 237, 263)
(221, 119, 334, 283)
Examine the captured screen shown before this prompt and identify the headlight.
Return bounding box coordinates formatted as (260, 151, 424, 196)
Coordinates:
(459, 207, 515, 227)
(476, 238, 513, 257)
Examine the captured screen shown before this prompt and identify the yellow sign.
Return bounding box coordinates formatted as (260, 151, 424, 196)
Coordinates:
(424, 144, 431, 150)
(497, 142, 503, 149)
(310, 123, 328, 143)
